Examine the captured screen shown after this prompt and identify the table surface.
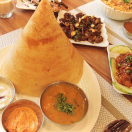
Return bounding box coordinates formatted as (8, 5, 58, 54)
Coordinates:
(0, 0, 132, 103)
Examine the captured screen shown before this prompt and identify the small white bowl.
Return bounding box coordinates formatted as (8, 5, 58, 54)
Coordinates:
(97, 0, 132, 20)
(0, 76, 15, 110)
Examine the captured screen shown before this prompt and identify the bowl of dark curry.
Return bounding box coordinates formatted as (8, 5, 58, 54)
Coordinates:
(40, 81, 88, 125)
(1, 99, 44, 132)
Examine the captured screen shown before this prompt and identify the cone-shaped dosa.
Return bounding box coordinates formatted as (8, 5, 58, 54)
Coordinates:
(0, 0, 84, 96)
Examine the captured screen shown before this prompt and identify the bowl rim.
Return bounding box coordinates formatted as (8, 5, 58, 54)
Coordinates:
(40, 81, 89, 126)
(98, 0, 132, 14)
(1, 99, 44, 132)
(0, 76, 15, 110)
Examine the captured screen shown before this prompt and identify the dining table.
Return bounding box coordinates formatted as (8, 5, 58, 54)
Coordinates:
(0, 0, 132, 131)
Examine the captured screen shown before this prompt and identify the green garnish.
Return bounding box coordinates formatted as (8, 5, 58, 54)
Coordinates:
(54, 93, 75, 115)
(70, 20, 75, 24)
(125, 55, 132, 63)
(118, 64, 121, 67)
(123, 0, 129, 3)
(79, 24, 83, 27)
(126, 70, 131, 74)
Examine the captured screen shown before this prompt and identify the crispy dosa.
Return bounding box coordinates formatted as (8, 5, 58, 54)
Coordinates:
(1, 0, 84, 96)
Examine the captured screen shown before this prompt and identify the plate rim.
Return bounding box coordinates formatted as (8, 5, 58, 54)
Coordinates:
(0, 45, 101, 132)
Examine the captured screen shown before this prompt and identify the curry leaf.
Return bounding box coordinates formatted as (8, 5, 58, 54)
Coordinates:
(123, 0, 129, 3)
(54, 93, 75, 115)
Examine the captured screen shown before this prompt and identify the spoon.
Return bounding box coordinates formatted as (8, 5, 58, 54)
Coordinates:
(104, 119, 132, 132)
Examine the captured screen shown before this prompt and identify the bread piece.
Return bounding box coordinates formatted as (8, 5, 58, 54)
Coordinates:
(1, 0, 84, 96)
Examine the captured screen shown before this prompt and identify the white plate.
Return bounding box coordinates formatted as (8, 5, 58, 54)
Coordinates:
(107, 45, 126, 94)
(0, 46, 101, 132)
(58, 10, 109, 47)
(16, 0, 37, 10)
(16, 0, 61, 10)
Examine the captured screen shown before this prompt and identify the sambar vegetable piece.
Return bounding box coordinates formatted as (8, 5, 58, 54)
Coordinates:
(110, 45, 132, 54)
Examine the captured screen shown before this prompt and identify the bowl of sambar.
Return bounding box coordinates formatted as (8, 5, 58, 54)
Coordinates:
(40, 81, 88, 125)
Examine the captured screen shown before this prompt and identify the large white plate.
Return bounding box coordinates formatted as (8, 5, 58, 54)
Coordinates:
(0, 46, 101, 132)
(58, 10, 109, 47)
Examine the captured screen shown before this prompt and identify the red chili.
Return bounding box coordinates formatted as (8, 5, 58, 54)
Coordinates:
(0, 96, 5, 99)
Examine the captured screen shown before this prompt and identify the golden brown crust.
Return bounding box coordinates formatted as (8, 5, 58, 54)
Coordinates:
(1, 0, 83, 96)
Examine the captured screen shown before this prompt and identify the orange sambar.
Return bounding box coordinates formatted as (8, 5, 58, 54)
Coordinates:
(40, 82, 88, 125)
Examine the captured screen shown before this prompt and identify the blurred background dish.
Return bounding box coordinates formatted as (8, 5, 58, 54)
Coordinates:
(97, 0, 132, 20)
(1, 99, 44, 132)
(0, 76, 15, 110)
(16, 0, 38, 10)
(123, 21, 132, 39)
(16, 0, 67, 12)
(40, 81, 88, 126)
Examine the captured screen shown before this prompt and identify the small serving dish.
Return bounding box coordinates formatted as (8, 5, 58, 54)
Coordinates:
(0, 76, 15, 110)
(58, 10, 109, 47)
(107, 45, 132, 95)
(40, 81, 88, 126)
(16, 0, 38, 10)
(123, 21, 132, 40)
(1, 99, 44, 132)
(16, 0, 62, 10)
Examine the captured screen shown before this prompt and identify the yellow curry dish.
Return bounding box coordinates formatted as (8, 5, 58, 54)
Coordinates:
(40, 81, 88, 125)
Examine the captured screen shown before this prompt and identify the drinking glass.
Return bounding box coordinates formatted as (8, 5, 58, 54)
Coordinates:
(0, 0, 14, 18)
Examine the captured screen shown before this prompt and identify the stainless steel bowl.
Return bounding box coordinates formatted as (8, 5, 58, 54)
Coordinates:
(40, 81, 88, 126)
(1, 99, 44, 132)
(0, 76, 15, 110)
(123, 22, 132, 40)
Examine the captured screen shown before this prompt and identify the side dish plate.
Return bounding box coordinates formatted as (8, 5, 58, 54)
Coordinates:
(107, 45, 132, 95)
(58, 10, 109, 47)
(16, 0, 37, 10)
(16, 0, 58, 10)
(0, 45, 101, 132)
